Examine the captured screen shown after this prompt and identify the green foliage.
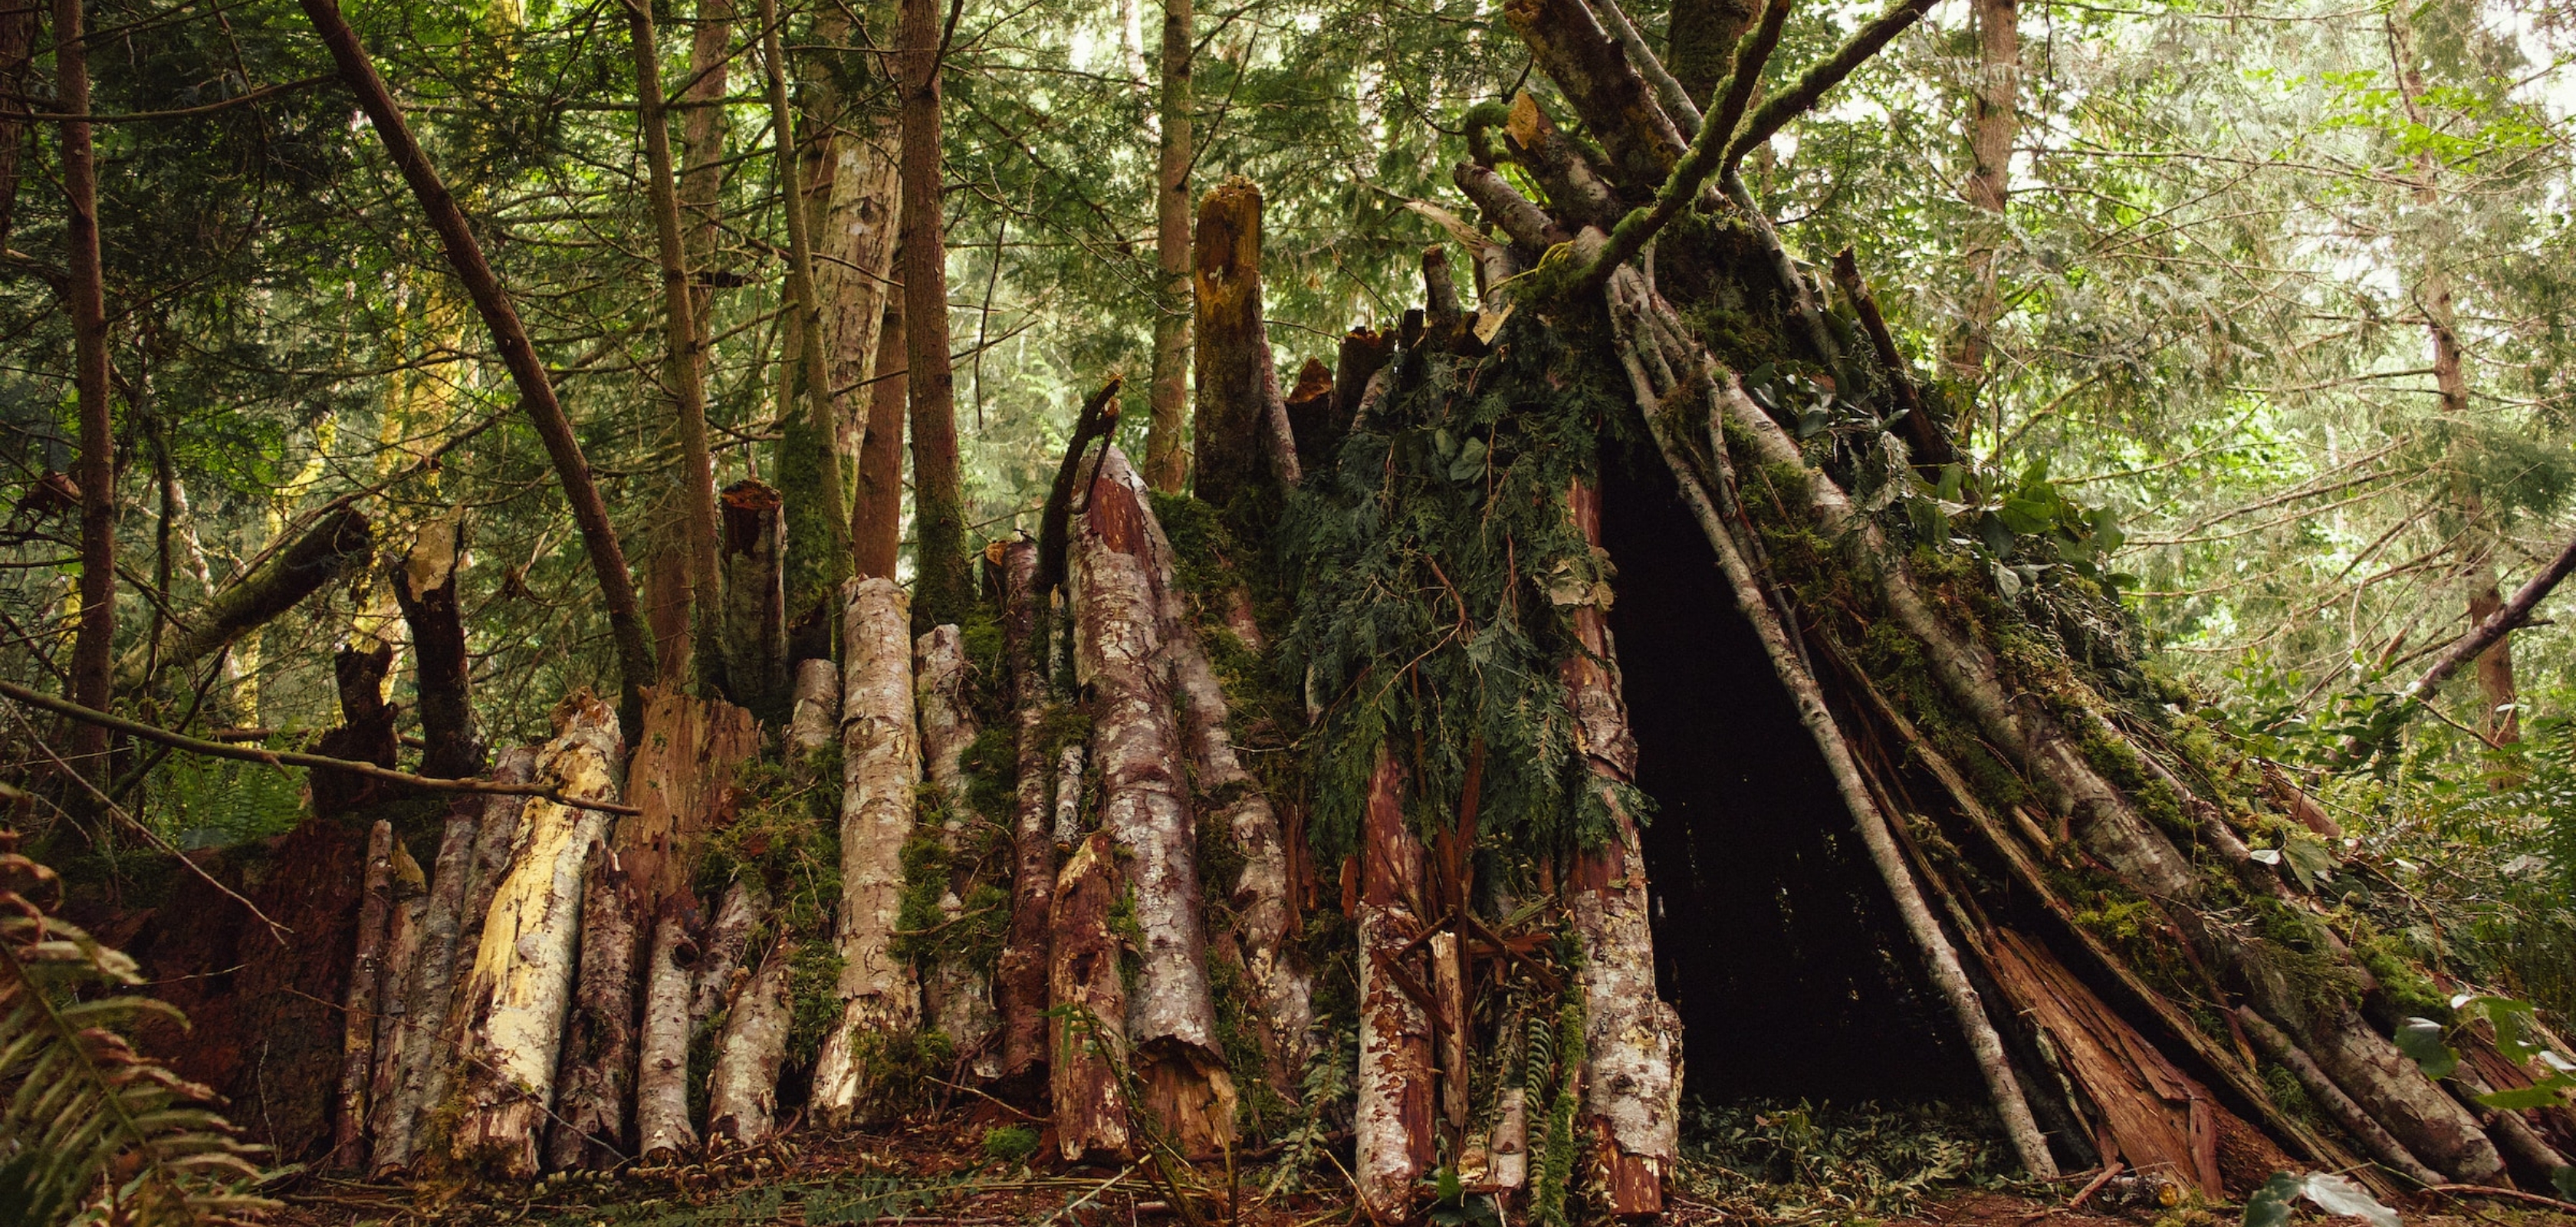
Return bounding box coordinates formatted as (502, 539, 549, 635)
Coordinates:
(979, 1125, 1039, 1166)
(1677, 1098, 2016, 1220)
(0, 845, 274, 1225)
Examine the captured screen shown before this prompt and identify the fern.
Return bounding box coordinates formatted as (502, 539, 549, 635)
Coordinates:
(0, 844, 274, 1225)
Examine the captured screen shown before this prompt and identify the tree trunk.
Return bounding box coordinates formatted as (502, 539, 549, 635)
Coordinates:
(363, 839, 429, 1171)
(1048, 830, 1132, 1161)
(853, 299, 908, 580)
(1053, 741, 1086, 846)
(312, 643, 401, 818)
(333, 819, 399, 1169)
(396, 509, 486, 778)
(995, 540, 1056, 1086)
(0, 2, 36, 247)
(788, 656, 842, 765)
(634, 898, 701, 1159)
(1191, 178, 1300, 507)
(719, 479, 790, 715)
(628, 0, 726, 699)
(450, 694, 626, 1178)
(1355, 745, 1434, 1219)
(115, 506, 373, 695)
(58, 0, 113, 785)
(547, 841, 642, 1171)
(1144, 0, 1193, 492)
(619, 686, 761, 919)
(297, 0, 657, 727)
(679, 0, 730, 300)
(916, 623, 999, 1075)
(1949, 0, 2016, 438)
(898, 0, 971, 630)
(812, 577, 923, 1123)
(708, 928, 796, 1145)
(797, 5, 901, 488)
(1663, 0, 1760, 108)
(1070, 446, 1235, 1156)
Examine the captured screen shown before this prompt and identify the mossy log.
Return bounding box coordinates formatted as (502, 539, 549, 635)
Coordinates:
(113, 505, 371, 696)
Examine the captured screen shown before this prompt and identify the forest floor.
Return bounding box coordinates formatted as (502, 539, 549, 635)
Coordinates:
(259, 1102, 2576, 1227)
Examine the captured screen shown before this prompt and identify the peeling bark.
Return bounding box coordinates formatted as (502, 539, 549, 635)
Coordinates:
(812, 577, 923, 1124)
(619, 687, 761, 918)
(1355, 746, 1434, 1220)
(451, 694, 625, 1179)
(1070, 446, 1236, 1156)
(1049, 831, 1132, 1161)
(548, 842, 642, 1171)
(996, 540, 1057, 1086)
(708, 931, 796, 1145)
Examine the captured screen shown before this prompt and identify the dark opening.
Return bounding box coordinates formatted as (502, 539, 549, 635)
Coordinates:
(1599, 452, 1986, 1104)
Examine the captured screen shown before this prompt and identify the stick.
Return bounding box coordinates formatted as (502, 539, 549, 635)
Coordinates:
(2426, 1186, 2576, 1214)
(2340, 527, 2576, 762)
(2065, 1161, 2122, 1209)
(0, 680, 642, 815)
(1725, 0, 1938, 170)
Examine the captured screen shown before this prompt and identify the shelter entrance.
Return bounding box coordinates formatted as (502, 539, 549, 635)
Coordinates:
(1600, 456, 1986, 1104)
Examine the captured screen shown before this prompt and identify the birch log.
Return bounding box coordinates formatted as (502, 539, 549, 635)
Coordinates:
(915, 623, 999, 1076)
(451, 693, 625, 1178)
(811, 577, 922, 1124)
(1355, 746, 1434, 1219)
(1051, 742, 1086, 846)
(332, 818, 397, 1169)
(1070, 445, 1235, 1156)
(1048, 831, 1131, 1161)
(788, 657, 841, 764)
(995, 540, 1056, 1085)
(547, 842, 642, 1170)
(634, 898, 700, 1159)
(708, 933, 796, 1145)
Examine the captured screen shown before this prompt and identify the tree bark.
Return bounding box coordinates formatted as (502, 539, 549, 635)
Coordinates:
(628, 0, 726, 698)
(1048, 831, 1132, 1161)
(334, 819, 399, 1169)
(297, 0, 658, 727)
(1500, 0, 1684, 191)
(718, 479, 790, 715)
(451, 693, 626, 1178)
(1190, 178, 1299, 507)
(707, 928, 795, 1145)
(797, 6, 900, 474)
(115, 508, 373, 696)
(312, 642, 402, 818)
(757, 0, 856, 653)
(1144, 0, 1193, 493)
(364, 838, 428, 1172)
(812, 577, 923, 1123)
(1355, 745, 1434, 1220)
(995, 540, 1056, 1086)
(619, 686, 761, 919)
(58, 0, 113, 785)
(0, 2, 36, 248)
(898, 0, 972, 630)
(1662, 0, 1760, 109)
(1948, 0, 2016, 438)
(853, 299, 908, 580)
(547, 841, 642, 1171)
(1070, 446, 1236, 1157)
(788, 656, 843, 765)
(398, 749, 538, 1169)
(634, 898, 701, 1159)
(396, 509, 486, 778)
(916, 623, 999, 1075)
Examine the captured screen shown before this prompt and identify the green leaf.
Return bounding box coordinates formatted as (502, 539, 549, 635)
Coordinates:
(1448, 436, 1488, 483)
(2245, 1173, 2302, 1227)
(1996, 494, 2055, 535)
(2394, 1016, 2458, 1079)
(2474, 1084, 2568, 1111)
(2551, 1166, 2576, 1201)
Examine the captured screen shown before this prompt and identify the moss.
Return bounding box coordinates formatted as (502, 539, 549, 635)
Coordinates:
(1196, 810, 1250, 901)
(982, 1124, 1040, 1165)
(1206, 951, 1290, 1138)
(835, 1027, 957, 1120)
(2354, 927, 2451, 1021)
(957, 725, 1017, 824)
(785, 936, 845, 1070)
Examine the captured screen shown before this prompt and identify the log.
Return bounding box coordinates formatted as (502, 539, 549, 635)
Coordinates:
(691, 880, 765, 1021)
(917, 623, 1000, 1076)
(395, 508, 485, 778)
(1492, 1086, 1529, 1190)
(2237, 1007, 2443, 1187)
(853, 300, 908, 581)
(114, 505, 372, 694)
(451, 692, 625, 1178)
(1355, 746, 1434, 1220)
(1455, 160, 1568, 253)
(788, 658, 842, 765)
(1503, 93, 1622, 233)
(1499, 0, 1684, 192)
(363, 840, 429, 1169)
(1049, 831, 1132, 1161)
(634, 898, 701, 1160)
(1070, 445, 1237, 1156)
(332, 818, 398, 1169)
(1052, 742, 1087, 847)
(995, 540, 1057, 1085)
(1283, 357, 1337, 472)
(707, 930, 795, 1145)
(1191, 177, 1299, 506)
(811, 577, 923, 1125)
(618, 687, 761, 918)
(719, 479, 790, 717)
(547, 841, 642, 1170)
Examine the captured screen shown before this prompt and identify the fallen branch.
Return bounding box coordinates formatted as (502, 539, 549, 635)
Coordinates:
(2425, 1186, 2576, 1214)
(0, 679, 641, 815)
(2340, 527, 2576, 762)
(1725, 0, 1937, 170)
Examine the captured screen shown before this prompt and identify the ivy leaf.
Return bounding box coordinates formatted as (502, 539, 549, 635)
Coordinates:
(2394, 1016, 2458, 1079)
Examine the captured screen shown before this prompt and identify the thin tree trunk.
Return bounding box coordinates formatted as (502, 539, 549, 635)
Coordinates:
(396, 509, 486, 778)
(0, 2, 37, 248)
(547, 841, 642, 1171)
(1052, 742, 1086, 846)
(114, 507, 373, 695)
(1049, 830, 1132, 1160)
(1949, 0, 2015, 441)
(634, 899, 701, 1159)
(628, 0, 727, 697)
(679, 0, 730, 297)
(334, 820, 399, 1169)
(899, 0, 972, 627)
(797, 5, 901, 483)
(917, 623, 999, 1075)
(1355, 745, 1433, 1219)
(1191, 178, 1299, 507)
(1070, 446, 1235, 1156)
(58, 0, 113, 784)
(718, 479, 790, 715)
(812, 577, 923, 1123)
(995, 540, 1056, 1086)
(402, 749, 539, 1169)
(1144, 0, 1193, 492)
(451, 694, 626, 1178)
(758, 0, 856, 645)
(853, 299, 908, 580)
(297, 0, 658, 727)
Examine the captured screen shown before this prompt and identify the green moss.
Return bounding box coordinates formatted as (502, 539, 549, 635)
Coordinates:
(982, 1125, 1040, 1165)
(958, 725, 1017, 824)
(2354, 927, 2451, 1021)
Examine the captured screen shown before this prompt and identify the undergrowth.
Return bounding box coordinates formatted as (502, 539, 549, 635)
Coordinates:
(1675, 1097, 2020, 1223)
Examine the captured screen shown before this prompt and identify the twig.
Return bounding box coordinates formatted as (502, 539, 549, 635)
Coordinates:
(2065, 1161, 2123, 1210)
(0, 680, 640, 815)
(2426, 1185, 2576, 1214)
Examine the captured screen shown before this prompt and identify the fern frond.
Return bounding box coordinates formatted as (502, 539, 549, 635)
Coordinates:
(0, 847, 278, 1226)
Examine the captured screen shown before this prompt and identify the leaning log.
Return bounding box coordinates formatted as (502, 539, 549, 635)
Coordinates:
(114, 505, 372, 693)
(995, 540, 1056, 1085)
(708, 929, 796, 1146)
(1355, 746, 1434, 1219)
(811, 577, 923, 1124)
(331, 818, 398, 1169)
(363, 839, 429, 1167)
(634, 897, 700, 1159)
(916, 623, 1000, 1076)
(1049, 830, 1131, 1161)
(395, 508, 486, 778)
(547, 841, 642, 1170)
(450, 692, 625, 1179)
(788, 657, 841, 765)
(1070, 445, 1236, 1156)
